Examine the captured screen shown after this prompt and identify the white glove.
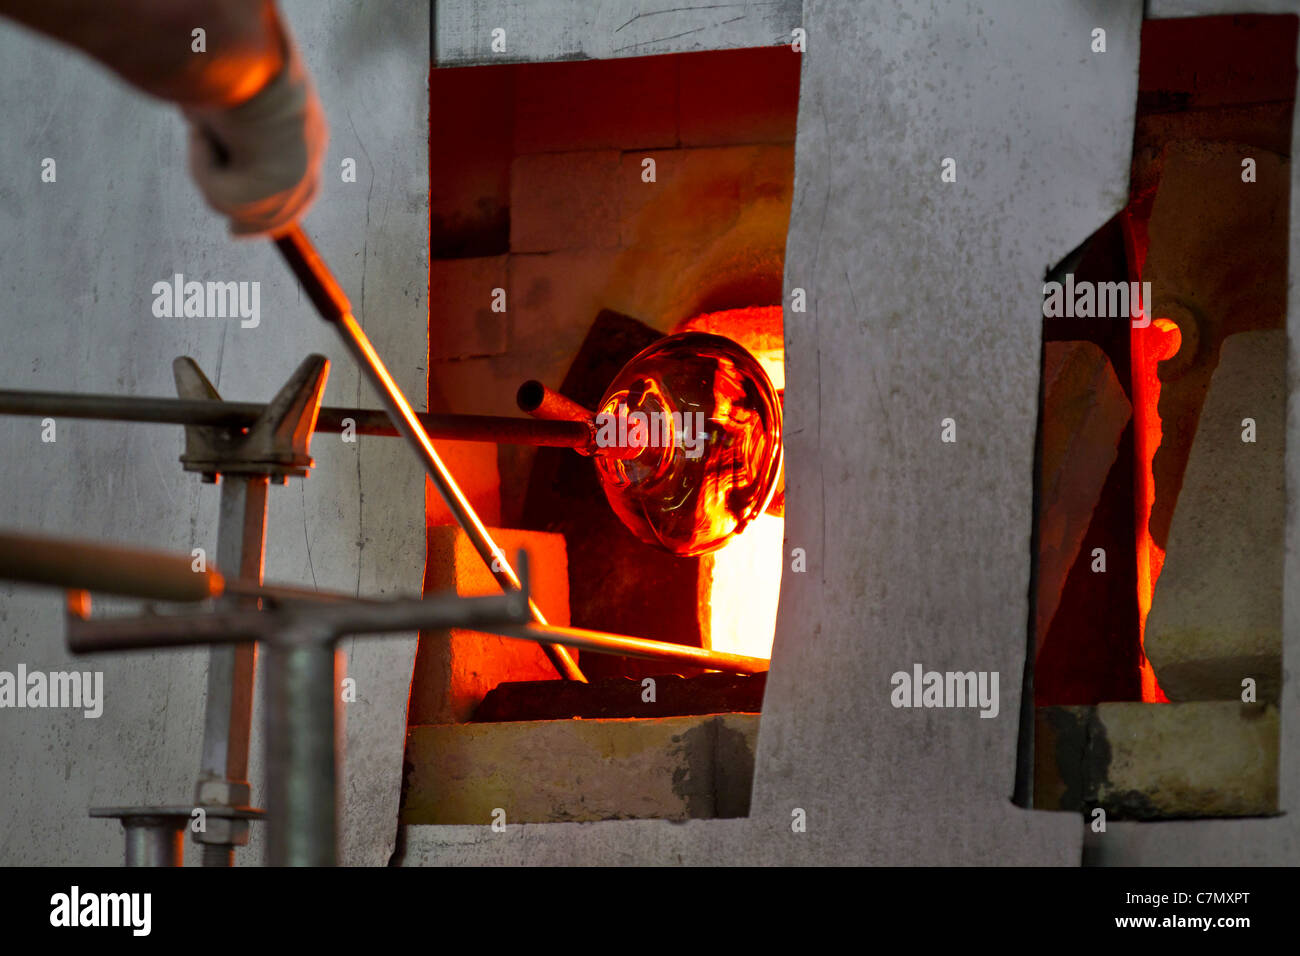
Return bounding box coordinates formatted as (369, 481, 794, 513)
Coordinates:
(184, 28, 327, 237)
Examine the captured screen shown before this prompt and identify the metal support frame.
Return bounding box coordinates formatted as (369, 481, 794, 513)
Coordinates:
(174, 354, 328, 866)
(86, 354, 328, 866)
(67, 569, 535, 866)
(2, 524, 767, 865)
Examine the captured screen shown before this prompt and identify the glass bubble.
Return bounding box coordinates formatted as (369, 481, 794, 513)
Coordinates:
(593, 332, 783, 556)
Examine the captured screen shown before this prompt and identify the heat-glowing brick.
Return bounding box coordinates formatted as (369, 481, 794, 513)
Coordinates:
(409, 526, 571, 725)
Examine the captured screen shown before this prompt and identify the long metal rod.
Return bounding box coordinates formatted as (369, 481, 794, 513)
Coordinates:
(0, 528, 375, 605)
(516, 379, 594, 424)
(0, 388, 591, 448)
(67, 599, 768, 674)
(273, 225, 586, 682)
(66, 590, 533, 652)
(195, 475, 266, 867)
(492, 623, 770, 675)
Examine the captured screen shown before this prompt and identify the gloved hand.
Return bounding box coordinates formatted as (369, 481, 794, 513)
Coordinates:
(184, 26, 327, 238)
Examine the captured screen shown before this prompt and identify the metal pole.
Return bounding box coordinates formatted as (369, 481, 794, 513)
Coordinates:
(516, 380, 594, 424)
(122, 817, 186, 867)
(0, 530, 221, 602)
(65, 590, 533, 652)
(273, 226, 586, 682)
(0, 389, 592, 448)
(194, 475, 267, 866)
(264, 632, 340, 867)
(68, 598, 768, 674)
(0, 528, 369, 606)
(90, 808, 192, 867)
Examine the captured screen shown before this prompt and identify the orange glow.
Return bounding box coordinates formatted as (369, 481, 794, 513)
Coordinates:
(671, 308, 786, 661)
(679, 306, 785, 390)
(705, 512, 784, 659)
(1124, 214, 1171, 703)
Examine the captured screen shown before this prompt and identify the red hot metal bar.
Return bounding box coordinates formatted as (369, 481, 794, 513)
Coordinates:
(272, 225, 587, 683)
(492, 623, 770, 675)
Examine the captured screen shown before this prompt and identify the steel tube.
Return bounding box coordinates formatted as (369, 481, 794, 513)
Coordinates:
(0, 389, 591, 448)
(195, 475, 267, 867)
(66, 590, 533, 653)
(517, 381, 645, 461)
(5, 528, 375, 606)
(515, 381, 599, 456)
(67, 610, 267, 652)
(274, 226, 586, 682)
(265, 636, 339, 866)
(122, 817, 186, 867)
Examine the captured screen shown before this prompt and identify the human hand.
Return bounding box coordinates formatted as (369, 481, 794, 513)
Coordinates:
(184, 27, 327, 237)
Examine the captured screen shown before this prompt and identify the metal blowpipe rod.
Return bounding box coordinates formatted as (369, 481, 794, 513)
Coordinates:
(0, 389, 592, 450)
(273, 225, 586, 682)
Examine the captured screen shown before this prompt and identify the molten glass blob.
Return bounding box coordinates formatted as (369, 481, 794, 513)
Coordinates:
(593, 332, 783, 556)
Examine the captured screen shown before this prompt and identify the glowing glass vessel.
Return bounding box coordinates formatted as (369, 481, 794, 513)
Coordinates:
(593, 332, 783, 556)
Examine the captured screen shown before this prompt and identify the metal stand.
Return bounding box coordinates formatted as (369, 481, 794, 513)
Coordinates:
(178, 354, 328, 866)
(68, 567, 534, 866)
(1, 518, 766, 865)
(86, 355, 328, 866)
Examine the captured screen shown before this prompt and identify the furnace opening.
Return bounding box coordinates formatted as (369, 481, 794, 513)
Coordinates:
(403, 45, 800, 825)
